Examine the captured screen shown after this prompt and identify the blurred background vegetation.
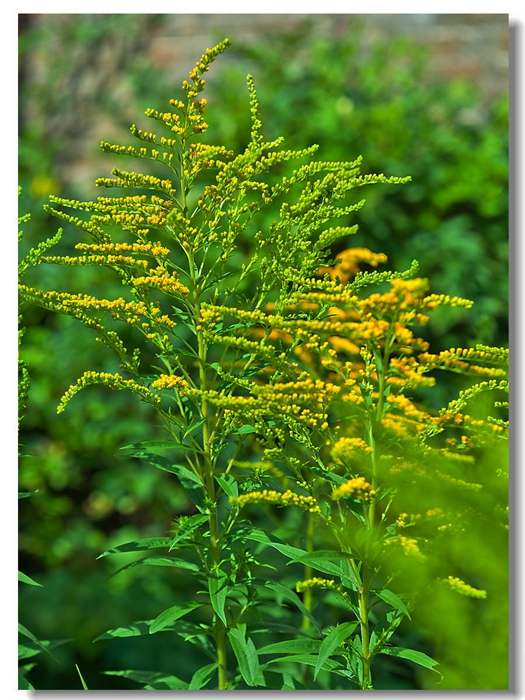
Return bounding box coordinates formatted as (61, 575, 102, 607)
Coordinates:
(18, 14, 508, 689)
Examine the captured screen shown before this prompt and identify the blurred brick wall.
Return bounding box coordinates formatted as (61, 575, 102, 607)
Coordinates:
(146, 14, 508, 100)
(19, 14, 508, 194)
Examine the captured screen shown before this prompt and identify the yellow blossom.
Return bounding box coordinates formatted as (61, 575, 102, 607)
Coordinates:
(332, 476, 376, 502)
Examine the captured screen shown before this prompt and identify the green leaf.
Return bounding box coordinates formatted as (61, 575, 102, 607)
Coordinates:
(104, 669, 188, 689)
(75, 664, 89, 690)
(281, 672, 295, 689)
(228, 624, 260, 687)
(208, 569, 228, 625)
(123, 439, 203, 455)
(170, 513, 209, 547)
(289, 551, 348, 578)
(258, 639, 322, 655)
(254, 538, 349, 578)
(97, 537, 172, 559)
(183, 418, 207, 438)
(18, 638, 68, 661)
(120, 440, 177, 451)
(340, 558, 361, 590)
(261, 654, 347, 675)
(94, 620, 157, 641)
(216, 473, 238, 499)
(314, 622, 359, 680)
(234, 527, 272, 546)
(379, 647, 441, 676)
(19, 571, 43, 587)
(109, 555, 199, 578)
(149, 601, 203, 634)
(374, 589, 412, 620)
(189, 662, 218, 690)
(18, 623, 57, 661)
(150, 457, 202, 485)
(231, 424, 257, 435)
(18, 490, 39, 499)
(260, 580, 321, 633)
(18, 672, 34, 690)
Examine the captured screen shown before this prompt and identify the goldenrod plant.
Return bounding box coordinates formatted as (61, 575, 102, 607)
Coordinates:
(19, 40, 508, 690)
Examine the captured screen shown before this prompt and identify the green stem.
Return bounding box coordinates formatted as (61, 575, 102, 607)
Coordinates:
(195, 301, 228, 690)
(358, 565, 373, 690)
(301, 512, 315, 632)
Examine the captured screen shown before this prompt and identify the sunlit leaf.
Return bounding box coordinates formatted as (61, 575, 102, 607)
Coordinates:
(149, 601, 203, 634)
(19, 571, 43, 587)
(97, 537, 172, 559)
(75, 664, 89, 690)
(109, 555, 200, 578)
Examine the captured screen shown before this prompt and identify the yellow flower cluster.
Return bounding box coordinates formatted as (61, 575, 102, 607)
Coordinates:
(440, 576, 487, 599)
(231, 489, 321, 513)
(332, 476, 376, 502)
(43, 253, 150, 270)
(388, 356, 436, 388)
(131, 268, 189, 296)
(296, 577, 339, 593)
(151, 374, 189, 392)
(422, 293, 474, 310)
(74, 241, 170, 257)
(319, 247, 388, 284)
(385, 393, 427, 421)
(331, 437, 373, 466)
(384, 535, 426, 561)
(418, 348, 507, 378)
(395, 512, 422, 527)
(57, 371, 159, 414)
(196, 374, 338, 431)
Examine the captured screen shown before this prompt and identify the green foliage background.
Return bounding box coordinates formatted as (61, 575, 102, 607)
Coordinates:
(18, 15, 508, 690)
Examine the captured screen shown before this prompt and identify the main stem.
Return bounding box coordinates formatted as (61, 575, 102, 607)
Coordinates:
(358, 340, 392, 689)
(195, 307, 228, 690)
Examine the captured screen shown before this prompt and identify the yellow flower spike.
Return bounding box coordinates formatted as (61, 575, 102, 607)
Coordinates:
(440, 576, 487, 599)
(296, 577, 339, 593)
(57, 371, 157, 414)
(230, 489, 321, 514)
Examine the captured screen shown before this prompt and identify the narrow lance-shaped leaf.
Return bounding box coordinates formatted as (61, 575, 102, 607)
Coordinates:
(149, 601, 203, 634)
(109, 555, 200, 579)
(75, 664, 89, 690)
(170, 513, 209, 547)
(19, 571, 43, 587)
(104, 669, 188, 690)
(208, 569, 228, 626)
(97, 537, 172, 559)
(228, 624, 260, 687)
(18, 623, 57, 661)
(189, 663, 218, 690)
(374, 588, 412, 620)
(379, 647, 442, 678)
(314, 621, 359, 680)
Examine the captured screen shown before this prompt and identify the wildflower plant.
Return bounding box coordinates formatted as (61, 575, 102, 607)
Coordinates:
(19, 40, 508, 690)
